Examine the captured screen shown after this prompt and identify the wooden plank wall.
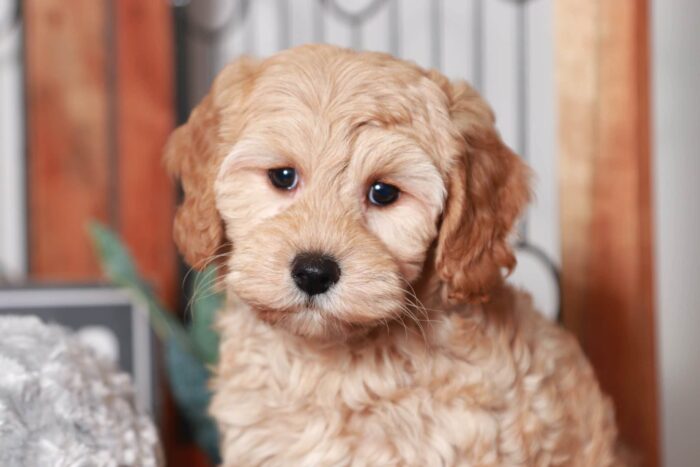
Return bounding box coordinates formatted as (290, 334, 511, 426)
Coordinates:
(24, 1, 206, 465)
(115, 0, 178, 309)
(25, 0, 112, 279)
(556, 1, 658, 465)
(25, 0, 178, 305)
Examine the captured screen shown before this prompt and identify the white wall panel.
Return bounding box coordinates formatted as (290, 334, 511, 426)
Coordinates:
(483, 0, 518, 146)
(0, 1, 25, 280)
(440, 1, 472, 82)
(652, 0, 700, 464)
(397, 0, 432, 67)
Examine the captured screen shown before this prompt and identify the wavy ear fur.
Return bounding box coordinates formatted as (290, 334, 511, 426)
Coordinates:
(165, 57, 258, 269)
(432, 76, 531, 303)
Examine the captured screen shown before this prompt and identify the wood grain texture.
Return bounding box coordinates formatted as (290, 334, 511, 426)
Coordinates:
(113, 2, 196, 465)
(556, 1, 658, 465)
(25, 0, 111, 279)
(115, 0, 177, 309)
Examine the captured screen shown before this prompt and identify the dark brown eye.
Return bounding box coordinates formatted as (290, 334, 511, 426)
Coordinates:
(368, 182, 400, 206)
(268, 167, 298, 190)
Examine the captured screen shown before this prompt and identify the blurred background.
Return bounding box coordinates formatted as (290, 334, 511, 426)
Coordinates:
(0, 0, 697, 465)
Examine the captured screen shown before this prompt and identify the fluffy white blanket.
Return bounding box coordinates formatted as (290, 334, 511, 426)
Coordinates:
(0, 315, 162, 467)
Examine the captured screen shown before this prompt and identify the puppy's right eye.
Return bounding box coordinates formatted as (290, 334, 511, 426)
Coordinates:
(268, 167, 298, 190)
(368, 181, 400, 206)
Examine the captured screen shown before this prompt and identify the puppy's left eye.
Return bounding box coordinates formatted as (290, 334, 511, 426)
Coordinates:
(368, 182, 400, 206)
(268, 167, 298, 190)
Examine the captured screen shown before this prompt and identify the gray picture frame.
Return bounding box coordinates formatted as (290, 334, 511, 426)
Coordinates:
(0, 285, 158, 416)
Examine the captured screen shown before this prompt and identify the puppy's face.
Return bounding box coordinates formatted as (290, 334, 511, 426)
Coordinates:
(167, 46, 529, 340)
(215, 114, 445, 338)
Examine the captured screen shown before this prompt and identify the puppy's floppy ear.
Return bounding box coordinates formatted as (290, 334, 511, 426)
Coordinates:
(165, 57, 258, 269)
(432, 76, 531, 303)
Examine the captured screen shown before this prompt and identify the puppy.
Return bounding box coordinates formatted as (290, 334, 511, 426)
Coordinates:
(166, 45, 620, 466)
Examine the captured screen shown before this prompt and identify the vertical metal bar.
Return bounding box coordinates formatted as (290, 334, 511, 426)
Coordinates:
(517, 1, 528, 160)
(516, 1, 529, 239)
(430, 0, 442, 69)
(472, 0, 483, 91)
(313, 0, 325, 43)
(172, 2, 190, 124)
(223, 2, 239, 75)
(244, 0, 256, 54)
(277, 0, 290, 49)
(205, 44, 216, 96)
(389, 0, 400, 56)
(351, 19, 361, 49)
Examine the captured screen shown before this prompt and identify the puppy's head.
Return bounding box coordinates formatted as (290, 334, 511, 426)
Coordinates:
(166, 45, 529, 340)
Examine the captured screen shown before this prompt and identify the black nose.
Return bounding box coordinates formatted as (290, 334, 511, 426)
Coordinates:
(291, 253, 341, 296)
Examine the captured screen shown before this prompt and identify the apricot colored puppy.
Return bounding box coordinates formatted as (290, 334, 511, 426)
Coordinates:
(167, 45, 620, 466)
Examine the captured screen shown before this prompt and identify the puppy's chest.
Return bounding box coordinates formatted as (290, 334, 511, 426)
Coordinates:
(212, 310, 521, 465)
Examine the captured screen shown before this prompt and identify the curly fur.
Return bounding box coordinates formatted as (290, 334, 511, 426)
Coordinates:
(167, 44, 621, 466)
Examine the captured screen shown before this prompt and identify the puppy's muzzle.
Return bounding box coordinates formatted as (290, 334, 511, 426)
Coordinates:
(291, 252, 341, 296)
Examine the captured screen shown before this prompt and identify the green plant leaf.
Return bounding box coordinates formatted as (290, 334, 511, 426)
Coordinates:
(89, 221, 222, 462)
(165, 338, 221, 463)
(88, 222, 194, 357)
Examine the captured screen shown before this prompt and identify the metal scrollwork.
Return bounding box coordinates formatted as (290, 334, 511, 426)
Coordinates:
(173, 0, 251, 43)
(509, 0, 562, 320)
(321, 0, 390, 25)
